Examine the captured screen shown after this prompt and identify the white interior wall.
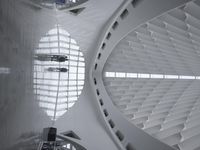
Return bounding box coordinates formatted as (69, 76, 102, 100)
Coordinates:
(1, 0, 199, 150)
(0, 0, 122, 149)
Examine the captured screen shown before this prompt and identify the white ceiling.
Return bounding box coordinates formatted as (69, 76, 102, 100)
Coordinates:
(0, 0, 124, 149)
(0, 0, 124, 117)
(16, 0, 124, 55)
(104, 0, 200, 76)
(103, 1, 200, 150)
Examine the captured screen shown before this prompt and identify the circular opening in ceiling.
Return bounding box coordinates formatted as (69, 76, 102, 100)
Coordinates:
(33, 24, 85, 121)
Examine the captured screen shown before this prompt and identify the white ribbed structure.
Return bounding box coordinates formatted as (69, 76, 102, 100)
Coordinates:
(104, 78, 200, 149)
(104, 1, 200, 75)
(103, 1, 200, 150)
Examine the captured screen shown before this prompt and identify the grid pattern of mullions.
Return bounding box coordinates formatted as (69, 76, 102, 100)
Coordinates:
(34, 25, 85, 121)
(53, 24, 61, 121)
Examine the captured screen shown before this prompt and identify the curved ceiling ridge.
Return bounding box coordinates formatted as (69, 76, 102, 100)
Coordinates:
(102, 1, 200, 150)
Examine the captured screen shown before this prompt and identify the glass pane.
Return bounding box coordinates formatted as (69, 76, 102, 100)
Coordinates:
(34, 25, 85, 121)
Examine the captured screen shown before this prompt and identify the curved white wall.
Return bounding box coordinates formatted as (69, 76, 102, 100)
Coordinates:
(90, 0, 193, 150)
(103, 1, 200, 150)
(1, 0, 198, 150)
(0, 1, 120, 150)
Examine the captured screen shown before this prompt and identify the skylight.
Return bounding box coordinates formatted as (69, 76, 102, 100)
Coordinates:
(34, 25, 85, 121)
(105, 72, 200, 80)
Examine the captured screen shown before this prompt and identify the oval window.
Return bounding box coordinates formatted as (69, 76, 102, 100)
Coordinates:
(33, 25, 85, 121)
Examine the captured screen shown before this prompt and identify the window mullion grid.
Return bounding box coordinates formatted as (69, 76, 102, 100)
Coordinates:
(46, 31, 52, 97)
(67, 35, 71, 111)
(76, 46, 81, 103)
(53, 25, 61, 122)
(34, 26, 84, 121)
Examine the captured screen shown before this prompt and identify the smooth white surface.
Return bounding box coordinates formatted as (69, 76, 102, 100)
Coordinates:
(0, 0, 123, 149)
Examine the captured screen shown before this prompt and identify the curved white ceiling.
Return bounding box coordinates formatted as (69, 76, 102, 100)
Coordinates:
(103, 1, 200, 150)
(0, 0, 123, 119)
(104, 1, 200, 75)
(0, 0, 124, 149)
(2, 0, 200, 149)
